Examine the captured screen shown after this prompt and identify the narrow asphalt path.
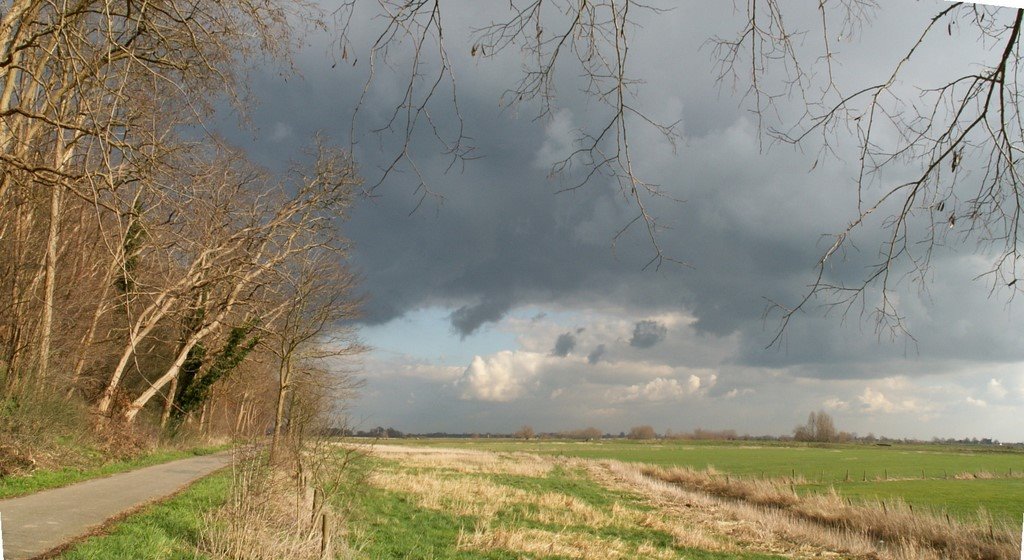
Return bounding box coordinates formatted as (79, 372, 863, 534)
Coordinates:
(0, 450, 234, 559)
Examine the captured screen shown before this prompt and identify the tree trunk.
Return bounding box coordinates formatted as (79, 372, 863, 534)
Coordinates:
(97, 295, 176, 415)
(160, 374, 178, 430)
(67, 262, 114, 398)
(198, 400, 208, 434)
(121, 277, 247, 421)
(4, 203, 26, 388)
(37, 184, 60, 384)
(123, 326, 206, 423)
(38, 127, 71, 384)
(234, 391, 248, 433)
(270, 356, 292, 461)
(287, 382, 298, 439)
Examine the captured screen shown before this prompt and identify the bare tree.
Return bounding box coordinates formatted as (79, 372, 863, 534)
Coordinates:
(794, 410, 838, 443)
(705, 2, 1024, 344)
(99, 142, 362, 423)
(262, 247, 364, 461)
(627, 425, 657, 440)
(0, 0, 318, 395)
(0, 2, 372, 459)
(514, 425, 535, 440)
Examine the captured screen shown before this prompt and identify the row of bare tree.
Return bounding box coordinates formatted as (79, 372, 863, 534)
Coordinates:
(0, 0, 361, 456)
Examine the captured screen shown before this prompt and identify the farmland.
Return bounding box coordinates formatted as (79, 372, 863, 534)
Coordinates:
(341, 445, 795, 559)
(340, 441, 1023, 559)
(370, 438, 1024, 526)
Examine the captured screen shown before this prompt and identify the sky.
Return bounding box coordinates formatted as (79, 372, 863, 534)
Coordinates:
(217, 1, 1024, 441)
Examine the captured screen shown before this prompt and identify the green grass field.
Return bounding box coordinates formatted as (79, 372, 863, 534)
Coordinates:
(339, 452, 790, 559)
(373, 438, 1024, 525)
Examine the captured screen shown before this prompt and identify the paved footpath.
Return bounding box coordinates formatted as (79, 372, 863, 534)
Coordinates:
(0, 451, 234, 559)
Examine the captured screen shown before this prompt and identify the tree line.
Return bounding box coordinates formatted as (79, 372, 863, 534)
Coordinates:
(0, 1, 361, 458)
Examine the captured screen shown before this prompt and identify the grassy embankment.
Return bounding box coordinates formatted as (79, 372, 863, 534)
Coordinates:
(55, 470, 232, 560)
(0, 444, 231, 500)
(55, 448, 347, 560)
(380, 438, 1024, 525)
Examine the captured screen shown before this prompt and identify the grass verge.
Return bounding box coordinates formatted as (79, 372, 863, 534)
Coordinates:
(0, 444, 231, 500)
(53, 469, 231, 560)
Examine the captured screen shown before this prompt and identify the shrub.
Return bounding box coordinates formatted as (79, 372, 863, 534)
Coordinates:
(627, 425, 657, 440)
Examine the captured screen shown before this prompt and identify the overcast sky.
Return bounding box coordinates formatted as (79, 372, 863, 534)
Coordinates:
(218, 1, 1024, 441)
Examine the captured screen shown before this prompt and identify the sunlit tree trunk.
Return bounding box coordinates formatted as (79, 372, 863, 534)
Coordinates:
(38, 126, 74, 384)
(270, 356, 292, 461)
(160, 375, 179, 430)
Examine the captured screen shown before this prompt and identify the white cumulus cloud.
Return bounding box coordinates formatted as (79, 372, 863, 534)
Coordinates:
(608, 375, 704, 403)
(857, 387, 929, 414)
(987, 378, 1008, 400)
(457, 351, 546, 402)
(823, 397, 849, 411)
(966, 396, 987, 407)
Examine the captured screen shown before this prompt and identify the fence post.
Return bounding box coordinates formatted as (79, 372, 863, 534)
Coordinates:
(320, 511, 333, 560)
(1, 511, 5, 560)
(311, 487, 323, 526)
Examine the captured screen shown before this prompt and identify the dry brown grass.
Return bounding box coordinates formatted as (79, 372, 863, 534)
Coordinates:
(357, 444, 1023, 560)
(955, 470, 997, 480)
(638, 462, 1021, 560)
(457, 525, 675, 559)
(363, 443, 553, 477)
(593, 460, 877, 559)
(367, 468, 609, 527)
(200, 452, 353, 560)
(363, 447, 731, 558)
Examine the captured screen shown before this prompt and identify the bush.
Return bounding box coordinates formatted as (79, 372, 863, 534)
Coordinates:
(514, 425, 535, 440)
(627, 425, 657, 440)
(793, 411, 838, 443)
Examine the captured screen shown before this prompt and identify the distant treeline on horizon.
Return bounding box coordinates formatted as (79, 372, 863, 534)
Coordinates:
(325, 426, 1019, 447)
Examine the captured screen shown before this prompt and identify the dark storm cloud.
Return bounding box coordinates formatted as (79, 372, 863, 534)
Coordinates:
(552, 332, 577, 357)
(216, 1, 1024, 373)
(587, 344, 607, 365)
(450, 297, 513, 338)
(630, 320, 668, 349)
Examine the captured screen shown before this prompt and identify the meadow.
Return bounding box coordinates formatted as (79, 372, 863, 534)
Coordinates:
(338, 442, 1023, 559)
(377, 438, 1024, 526)
(340, 445, 797, 559)
(50, 439, 1024, 559)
